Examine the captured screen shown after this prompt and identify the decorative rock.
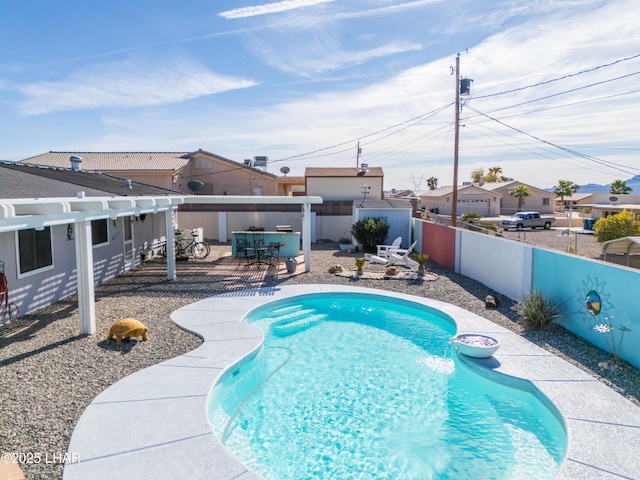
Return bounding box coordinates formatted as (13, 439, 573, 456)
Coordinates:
(328, 264, 345, 274)
(485, 295, 500, 309)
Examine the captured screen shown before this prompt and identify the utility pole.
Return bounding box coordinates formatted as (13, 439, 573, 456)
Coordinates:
(451, 54, 472, 227)
(452, 53, 461, 227)
(356, 141, 362, 168)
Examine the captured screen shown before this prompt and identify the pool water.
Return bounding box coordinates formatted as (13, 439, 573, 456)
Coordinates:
(208, 293, 566, 479)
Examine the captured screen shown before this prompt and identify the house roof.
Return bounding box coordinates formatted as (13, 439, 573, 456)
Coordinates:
(21, 149, 282, 181)
(480, 181, 555, 196)
(305, 167, 384, 178)
(418, 185, 502, 197)
(388, 189, 418, 198)
(564, 193, 593, 201)
(0, 161, 178, 199)
(20, 151, 191, 172)
(357, 198, 413, 209)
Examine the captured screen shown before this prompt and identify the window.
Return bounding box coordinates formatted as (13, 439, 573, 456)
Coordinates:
(18, 227, 53, 274)
(92, 219, 108, 246)
(543, 198, 550, 206)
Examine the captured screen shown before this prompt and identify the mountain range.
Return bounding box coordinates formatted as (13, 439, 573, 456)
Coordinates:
(545, 174, 640, 194)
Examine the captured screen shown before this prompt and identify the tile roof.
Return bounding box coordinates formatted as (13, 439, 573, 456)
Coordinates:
(0, 161, 178, 199)
(20, 152, 191, 172)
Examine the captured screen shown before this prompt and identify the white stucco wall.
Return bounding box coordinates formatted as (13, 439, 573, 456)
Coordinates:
(458, 230, 533, 301)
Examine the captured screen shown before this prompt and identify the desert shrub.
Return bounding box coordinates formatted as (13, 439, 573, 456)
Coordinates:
(593, 209, 640, 243)
(351, 217, 389, 253)
(460, 211, 483, 222)
(511, 291, 564, 330)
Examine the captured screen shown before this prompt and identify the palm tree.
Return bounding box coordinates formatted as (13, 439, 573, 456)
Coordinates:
(426, 176, 438, 190)
(610, 179, 632, 195)
(553, 179, 580, 206)
(509, 184, 532, 211)
(484, 166, 503, 183)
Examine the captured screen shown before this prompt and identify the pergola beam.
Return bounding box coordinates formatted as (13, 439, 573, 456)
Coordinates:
(0, 195, 323, 334)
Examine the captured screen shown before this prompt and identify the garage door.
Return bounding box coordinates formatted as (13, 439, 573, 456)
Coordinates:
(457, 200, 489, 216)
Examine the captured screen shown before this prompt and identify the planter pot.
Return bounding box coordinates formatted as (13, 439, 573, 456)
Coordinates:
(450, 334, 500, 358)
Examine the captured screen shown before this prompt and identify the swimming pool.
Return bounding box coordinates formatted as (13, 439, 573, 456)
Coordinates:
(208, 293, 567, 479)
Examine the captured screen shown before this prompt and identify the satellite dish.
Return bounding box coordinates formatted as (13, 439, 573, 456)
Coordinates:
(280, 166, 290, 175)
(187, 180, 204, 193)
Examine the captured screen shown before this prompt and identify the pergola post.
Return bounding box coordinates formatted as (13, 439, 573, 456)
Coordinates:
(302, 201, 312, 272)
(165, 209, 176, 281)
(74, 220, 96, 335)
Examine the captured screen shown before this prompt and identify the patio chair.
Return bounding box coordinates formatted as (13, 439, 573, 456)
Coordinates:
(366, 241, 418, 268)
(376, 236, 402, 257)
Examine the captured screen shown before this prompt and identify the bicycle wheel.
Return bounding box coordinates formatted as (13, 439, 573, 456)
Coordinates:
(191, 241, 210, 259)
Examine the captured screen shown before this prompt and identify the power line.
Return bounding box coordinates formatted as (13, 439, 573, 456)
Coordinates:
(272, 53, 640, 169)
(270, 103, 454, 164)
(466, 105, 640, 177)
(474, 52, 640, 101)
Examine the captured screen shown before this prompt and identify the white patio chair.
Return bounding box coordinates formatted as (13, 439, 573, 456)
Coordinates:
(388, 241, 418, 268)
(366, 241, 418, 268)
(376, 236, 402, 257)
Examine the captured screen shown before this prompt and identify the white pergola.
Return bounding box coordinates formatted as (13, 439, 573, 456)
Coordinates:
(0, 195, 323, 335)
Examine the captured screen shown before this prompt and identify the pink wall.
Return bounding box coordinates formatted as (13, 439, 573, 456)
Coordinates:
(422, 222, 456, 270)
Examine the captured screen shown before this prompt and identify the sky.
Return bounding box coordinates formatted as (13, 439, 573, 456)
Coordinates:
(1, 0, 639, 191)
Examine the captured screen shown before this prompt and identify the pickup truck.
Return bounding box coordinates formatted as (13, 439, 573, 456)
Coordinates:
(500, 212, 555, 230)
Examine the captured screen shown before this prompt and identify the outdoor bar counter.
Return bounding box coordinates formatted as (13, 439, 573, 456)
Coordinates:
(231, 230, 301, 258)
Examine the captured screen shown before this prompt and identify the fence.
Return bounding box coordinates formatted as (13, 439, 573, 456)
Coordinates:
(414, 217, 640, 368)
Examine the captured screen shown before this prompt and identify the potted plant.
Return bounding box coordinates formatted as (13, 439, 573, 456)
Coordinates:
(414, 253, 429, 276)
(354, 257, 366, 276)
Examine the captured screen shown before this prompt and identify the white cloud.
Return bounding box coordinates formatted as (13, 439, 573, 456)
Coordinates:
(17, 58, 257, 115)
(219, 0, 335, 19)
(266, 40, 423, 75)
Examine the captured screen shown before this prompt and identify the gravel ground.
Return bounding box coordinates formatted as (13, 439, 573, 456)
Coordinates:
(1, 237, 639, 479)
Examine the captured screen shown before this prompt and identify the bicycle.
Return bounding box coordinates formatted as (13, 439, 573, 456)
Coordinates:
(162, 229, 210, 259)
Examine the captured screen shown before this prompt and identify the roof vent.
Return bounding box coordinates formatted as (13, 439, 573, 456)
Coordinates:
(126, 179, 133, 189)
(70, 155, 82, 171)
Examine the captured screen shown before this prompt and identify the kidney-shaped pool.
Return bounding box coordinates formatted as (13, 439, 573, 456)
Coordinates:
(208, 292, 566, 479)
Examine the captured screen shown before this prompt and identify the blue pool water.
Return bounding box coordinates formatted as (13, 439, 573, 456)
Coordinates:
(208, 293, 566, 479)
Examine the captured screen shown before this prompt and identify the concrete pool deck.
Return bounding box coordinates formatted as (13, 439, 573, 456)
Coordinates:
(63, 284, 640, 480)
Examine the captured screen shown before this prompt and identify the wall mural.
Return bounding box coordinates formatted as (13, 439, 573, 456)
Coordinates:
(578, 275, 612, 325)
(578, 275, 630, 364)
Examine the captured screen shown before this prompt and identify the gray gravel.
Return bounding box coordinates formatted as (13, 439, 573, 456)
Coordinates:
(1, 239, 639, 479)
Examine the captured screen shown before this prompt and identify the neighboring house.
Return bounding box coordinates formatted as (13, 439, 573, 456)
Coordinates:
(586, 193, 640, 220)
(20, 150, 303, 196)
(556, 192, 593, 212)
(479, 181, 555, 215)
(387, 189, 422, 217)
(0, 161, 180, 325)
(418, 185, 502, 218)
